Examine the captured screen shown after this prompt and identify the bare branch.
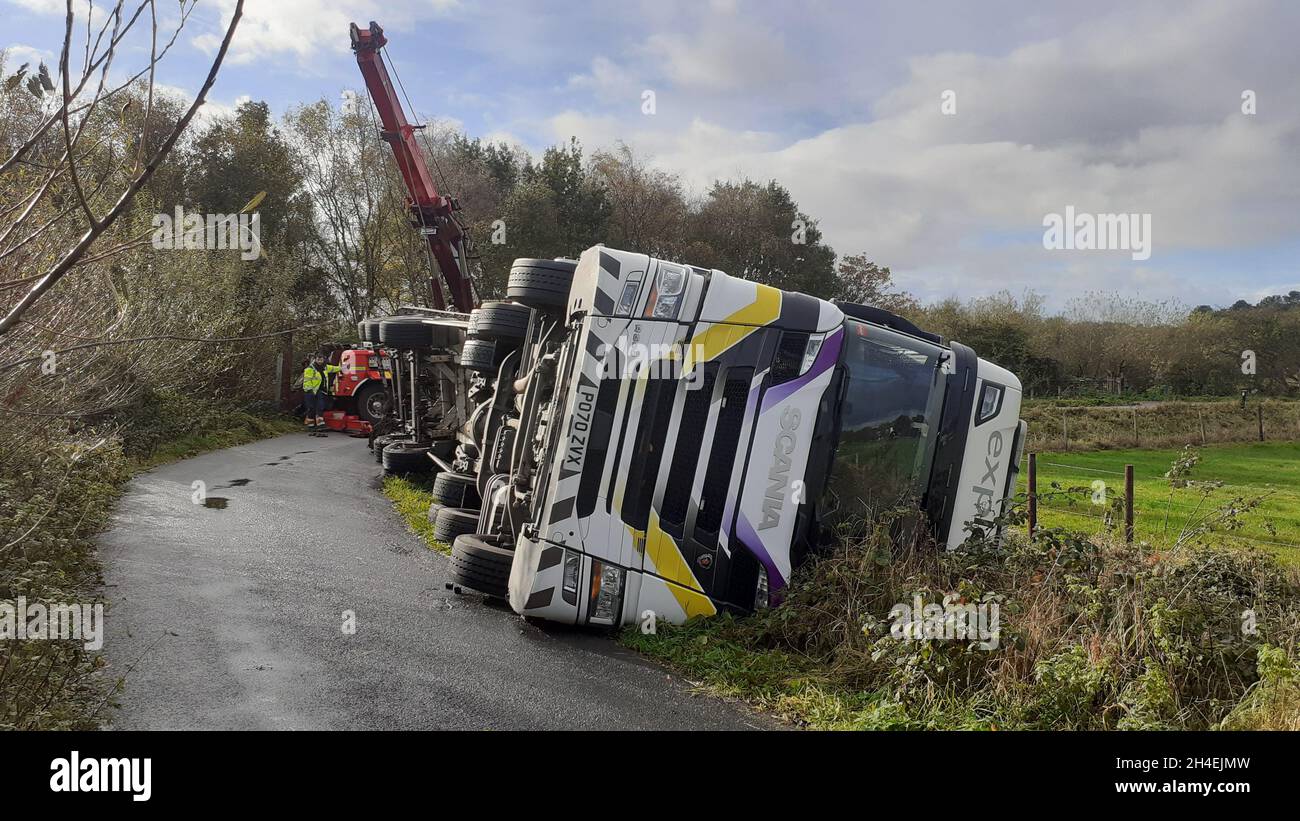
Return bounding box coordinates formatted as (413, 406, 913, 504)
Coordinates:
(0, 0, 246, 337)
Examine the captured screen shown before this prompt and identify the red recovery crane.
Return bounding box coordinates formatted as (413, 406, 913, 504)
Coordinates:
(350, 21, 476, 312)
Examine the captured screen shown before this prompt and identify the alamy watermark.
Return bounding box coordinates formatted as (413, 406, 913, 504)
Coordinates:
(1, 597, 103, 651)
(150, 206, 261, 261)
(1043, 206, 1152, 261)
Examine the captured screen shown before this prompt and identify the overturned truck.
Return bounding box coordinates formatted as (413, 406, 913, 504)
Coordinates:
(366, 247, 1025, 627)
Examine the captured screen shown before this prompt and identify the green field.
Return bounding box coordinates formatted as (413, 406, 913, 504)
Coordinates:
(1019, 442, 1300, 564)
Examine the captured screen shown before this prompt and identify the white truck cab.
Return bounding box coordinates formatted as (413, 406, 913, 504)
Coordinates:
(469, 246, 1023, 627)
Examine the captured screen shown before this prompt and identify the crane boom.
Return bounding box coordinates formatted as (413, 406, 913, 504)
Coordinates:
(350, 21, 476, 312)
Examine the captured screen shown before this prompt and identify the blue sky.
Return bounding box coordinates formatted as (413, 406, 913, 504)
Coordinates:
(6, 0, 1298, 309)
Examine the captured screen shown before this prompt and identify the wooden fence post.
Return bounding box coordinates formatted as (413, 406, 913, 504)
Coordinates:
(1124, 464, 1135, 544)
(1028, 452, 1038, 539)
(1062, 411, 1069, 451)
(1199, 410, 1206, 445)
(1258, 405, 1265, 442)
(1132, 408, 1139, 447)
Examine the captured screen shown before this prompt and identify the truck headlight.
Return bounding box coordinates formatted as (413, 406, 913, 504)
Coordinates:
(587, 560, 625, 625)
(754, 567, 770, 610)
(643, 263, 686, 319)
(977, 382, 1004, 424)
(800, 333, 825, 375)
(562, 551, 581, 598)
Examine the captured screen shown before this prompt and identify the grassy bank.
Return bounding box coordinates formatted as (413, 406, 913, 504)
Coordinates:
(1021, 398, 1300, 452)
(624, 520, 1300, 730)
(0, 393, 300, 730)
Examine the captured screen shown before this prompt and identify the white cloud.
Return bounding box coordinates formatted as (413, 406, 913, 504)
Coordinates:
(545, 0, 1300, 306)
(1, 43, 53, 69)
(192, 0, 461, 66)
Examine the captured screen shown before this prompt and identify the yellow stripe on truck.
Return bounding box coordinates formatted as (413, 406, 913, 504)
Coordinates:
(684, 283, 781, 375)
(637, 511, 717, 619)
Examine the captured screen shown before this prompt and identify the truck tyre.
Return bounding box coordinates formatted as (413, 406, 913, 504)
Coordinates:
(364, 318, 385, 341)
(432, 507, 479, 543)
(506, 258, 577, 312)
(431, 472, 481, 509)
(379, 316, 435, 349)
(357, 320, 369, 342)
(427, 502, 444, 524)
(459, 338, 500, 373)
(382, 441, 433, 475)
(467, 301, 531, 344)
(449, 534, 514, 598)
(374, 433, 413, 462)
(353, 381, 389, 426)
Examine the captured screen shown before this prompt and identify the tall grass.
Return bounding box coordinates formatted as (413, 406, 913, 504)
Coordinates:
(626, 510, 1300, 730)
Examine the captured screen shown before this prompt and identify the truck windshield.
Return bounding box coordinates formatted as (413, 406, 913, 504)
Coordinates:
(823, 320, 946, 527)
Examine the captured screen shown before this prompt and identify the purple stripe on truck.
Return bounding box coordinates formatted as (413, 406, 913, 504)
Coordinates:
(760, 328, 843, 412)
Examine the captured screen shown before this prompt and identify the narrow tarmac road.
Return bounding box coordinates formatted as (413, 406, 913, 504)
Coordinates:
(100, 432, 771, 730)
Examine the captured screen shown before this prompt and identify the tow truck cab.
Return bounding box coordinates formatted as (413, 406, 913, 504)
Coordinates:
(504, 246, 1024, 627)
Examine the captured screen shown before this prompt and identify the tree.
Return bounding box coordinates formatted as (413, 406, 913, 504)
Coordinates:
(831, 254, 917, 313)
(685, 179, 837, 297)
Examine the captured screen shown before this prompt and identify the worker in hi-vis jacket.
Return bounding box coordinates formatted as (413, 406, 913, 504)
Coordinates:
(302, 353, 340, 433)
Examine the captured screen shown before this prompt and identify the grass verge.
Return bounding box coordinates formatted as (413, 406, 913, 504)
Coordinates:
(624, 522, 1300, 730)
(381, 474, 449, 554)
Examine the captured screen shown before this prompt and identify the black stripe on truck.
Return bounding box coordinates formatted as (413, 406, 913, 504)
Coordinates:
(576, 377, 622, 518)
(923, 341, 977, 546)
(621, 377, 677, 531)
(660, 364, 717, 534)
(694, 367, 753, 545)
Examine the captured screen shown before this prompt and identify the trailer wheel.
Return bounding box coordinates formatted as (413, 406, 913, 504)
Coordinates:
(379, 316, 435, 349)
(432, 506, 479, 543)
(467, 301, 531, 344)
(382, 441, 433, 475)
(507, 258, 577, 312)
(449, 534, 514, 598)
(430, 472, 481, 509)
(458, 338, 500, 374)
(353, 382, 390, 426)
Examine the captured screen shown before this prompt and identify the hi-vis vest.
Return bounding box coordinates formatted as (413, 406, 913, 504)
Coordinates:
(303, 364, 340, 393)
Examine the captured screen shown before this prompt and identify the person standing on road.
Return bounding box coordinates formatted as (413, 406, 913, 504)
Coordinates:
(302, 353, 340, 434)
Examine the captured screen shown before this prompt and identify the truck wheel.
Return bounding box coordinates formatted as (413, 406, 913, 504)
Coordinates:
(432, 507, 479, 543)
(379, 316, 435, 349)
(363, 318, 385, 342)
(467, 301, 531, 344)
(353, 382, 390, 426)
(382, 441, 433, 475)
(459, 338, 500, 373)
(507, 258, 577, 312)
(449, 534, 514, 598)
(431, 472, 481, 509)
(372, 433, 398, 461)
